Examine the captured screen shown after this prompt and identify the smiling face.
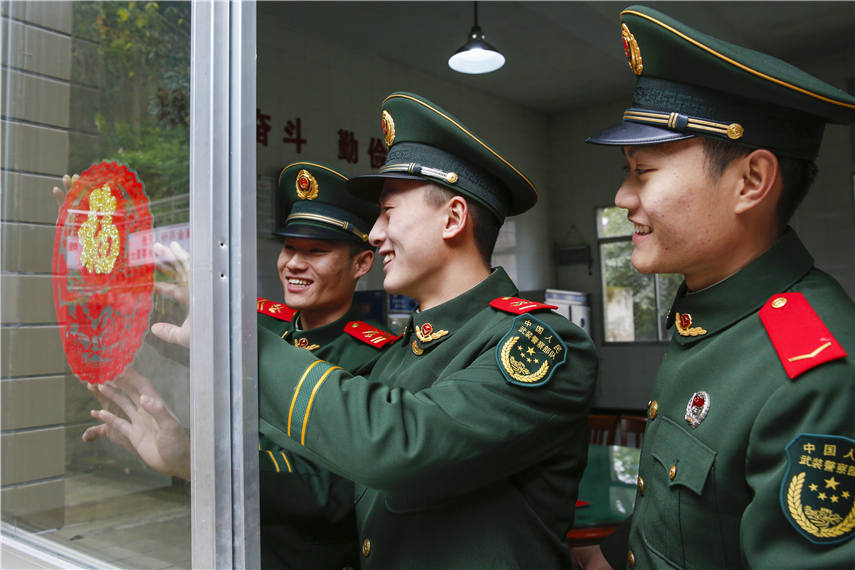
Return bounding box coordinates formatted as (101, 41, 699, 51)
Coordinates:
(368, 179, 448, 301)
(615, 137, 744, 290)
(276, 237, 370, 327)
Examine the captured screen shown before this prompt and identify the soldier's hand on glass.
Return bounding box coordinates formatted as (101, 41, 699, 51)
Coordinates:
(151, 241, 191, 348)
(82, 367, 191, 480)
(51, 173, 79, 222)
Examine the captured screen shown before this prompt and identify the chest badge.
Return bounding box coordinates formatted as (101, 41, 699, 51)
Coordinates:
(675, 312, 707, 337)
(685, 391, 710, 428)
(781, 434, 855, 545)
(415, 322, 448, 342)
(497, 315, 567, 388)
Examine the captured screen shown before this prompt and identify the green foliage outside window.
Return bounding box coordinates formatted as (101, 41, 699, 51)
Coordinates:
(597, 207, 682, 342)
(70, 1, 191, 224)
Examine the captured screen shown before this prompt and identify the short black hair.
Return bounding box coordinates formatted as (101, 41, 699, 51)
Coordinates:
(699, 137, 818, 230)
(423, 184, 501, 266)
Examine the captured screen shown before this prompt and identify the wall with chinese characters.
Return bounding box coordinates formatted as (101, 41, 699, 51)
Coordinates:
(548, 52, 855, 411)
(255, 4, 552, 301)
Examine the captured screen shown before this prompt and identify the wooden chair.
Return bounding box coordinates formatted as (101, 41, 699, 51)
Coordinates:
(588, 414, 618, 446)
(620, 415, 648, 448)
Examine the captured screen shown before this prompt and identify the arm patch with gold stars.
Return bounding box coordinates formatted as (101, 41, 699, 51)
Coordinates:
(496, 315, 567, 388)
(344, 321, 399, 349)
(490, 296, 558, 314)
(257, 297, 297, 322)
(780, 433, 855, 545)
(758, 293, 847, 379)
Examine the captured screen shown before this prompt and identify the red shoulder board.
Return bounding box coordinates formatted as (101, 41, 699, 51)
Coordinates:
(256, 297, 296, 322)
(758, 293, 847, 380)
(344, 321, 399, 349)
(490, 296, 558, 314)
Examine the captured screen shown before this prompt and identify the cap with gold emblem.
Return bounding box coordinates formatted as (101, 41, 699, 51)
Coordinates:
(276, 161, 378, 245)
(347, 92, 537, 219)
(587, 5, 855, 159)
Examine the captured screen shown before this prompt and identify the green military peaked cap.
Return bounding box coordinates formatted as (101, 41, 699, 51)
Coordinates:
(348, 92, 537, 219)
(587, 5, 855, 159)
(276, 162, 378, 245)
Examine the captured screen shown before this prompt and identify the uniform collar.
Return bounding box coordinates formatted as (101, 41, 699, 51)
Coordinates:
(403, 267, 517, 347)
(289, 304, 362, 349)
(666, 228, 813, 345)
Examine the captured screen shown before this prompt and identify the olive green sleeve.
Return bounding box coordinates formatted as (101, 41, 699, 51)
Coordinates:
(257, 323, 597, 496)
(741, 358, 855, 567)
(257, 437, 355, 523)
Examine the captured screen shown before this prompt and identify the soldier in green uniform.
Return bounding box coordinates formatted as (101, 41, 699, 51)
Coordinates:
(257, 92, 598, 568)
(256, 161, 397, 568)
(584, 6, 855, 568)
(83, 162, 398, 568)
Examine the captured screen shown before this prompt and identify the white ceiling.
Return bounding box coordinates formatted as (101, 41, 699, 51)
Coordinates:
(274, 1, 855, 114)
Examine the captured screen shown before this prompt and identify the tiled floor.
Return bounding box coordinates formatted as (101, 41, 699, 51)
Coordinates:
(33, 470, 191, 569)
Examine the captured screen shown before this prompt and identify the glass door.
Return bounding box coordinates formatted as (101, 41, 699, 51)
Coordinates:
(1, 1, 257, 567)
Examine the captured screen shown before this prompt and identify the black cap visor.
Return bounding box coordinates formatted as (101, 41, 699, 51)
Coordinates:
(587, 121, 695, 146)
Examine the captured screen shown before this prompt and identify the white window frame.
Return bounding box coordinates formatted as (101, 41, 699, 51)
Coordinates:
(189, 1, 258, 568)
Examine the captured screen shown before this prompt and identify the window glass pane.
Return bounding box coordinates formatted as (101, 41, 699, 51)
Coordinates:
(656, 273, 683, 319)
(2, 2, 191, 567)
(596, 206, 634, 239)
(600, 241, 657, 342)
(492, 219, 517, 283)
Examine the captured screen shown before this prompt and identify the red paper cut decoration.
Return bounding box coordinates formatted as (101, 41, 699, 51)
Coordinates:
(52, 162, 154, 384)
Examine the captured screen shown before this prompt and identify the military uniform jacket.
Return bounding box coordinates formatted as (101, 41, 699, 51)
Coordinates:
(627, 229, 855, 569)
(258, 268, 598, 569)
(256, 299, 396, 569)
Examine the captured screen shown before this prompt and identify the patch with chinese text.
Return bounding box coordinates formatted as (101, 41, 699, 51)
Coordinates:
(497, 315, 567, 388)
(52, 162, 153, 384)
(780, 433, 855, 545)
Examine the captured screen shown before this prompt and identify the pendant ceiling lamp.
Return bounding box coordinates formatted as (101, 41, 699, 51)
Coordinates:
(448, 2, 505, 74)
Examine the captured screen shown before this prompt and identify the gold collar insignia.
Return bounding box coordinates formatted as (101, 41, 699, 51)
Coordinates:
(415, 322, 448, 343)
(675, 312, 707, 337)
(294, 337, 320, 351)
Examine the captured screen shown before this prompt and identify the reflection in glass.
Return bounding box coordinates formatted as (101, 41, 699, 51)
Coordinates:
(1, 2, 191, 567)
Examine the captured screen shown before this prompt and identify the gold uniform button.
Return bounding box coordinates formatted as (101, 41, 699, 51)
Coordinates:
(669, 464, 677, 480)
(628, 549, 636, 567)
(637, 475, 645, 495)
(771, 297, 787, 309)
(648, 400, 659, 420)
(362, 538, 371, 557)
